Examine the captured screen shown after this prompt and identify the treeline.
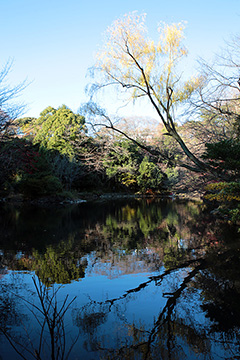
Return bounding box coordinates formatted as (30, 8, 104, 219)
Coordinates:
(0, 105, 180, 197)
(0, 102, 239, 198)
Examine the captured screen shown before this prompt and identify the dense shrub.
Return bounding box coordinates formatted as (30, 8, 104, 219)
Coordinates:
(204, 182, 240, 202)
(137, 157, 165, 192)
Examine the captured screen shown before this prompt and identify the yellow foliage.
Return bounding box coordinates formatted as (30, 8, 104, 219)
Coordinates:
(205, 182, 228, 191)
(204, 182, 240, 202)
(94, 12, 192, 106)
(205, 193, 240, 202)
(176, 76, 204, 102)
(158, 21, 187, 58)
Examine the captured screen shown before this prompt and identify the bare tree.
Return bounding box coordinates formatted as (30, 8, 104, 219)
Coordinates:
(0, 59, 27, 139)
(187, 34, 240, 139)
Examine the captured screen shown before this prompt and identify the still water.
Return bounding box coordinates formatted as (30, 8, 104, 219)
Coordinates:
(0, 198, 240, 359)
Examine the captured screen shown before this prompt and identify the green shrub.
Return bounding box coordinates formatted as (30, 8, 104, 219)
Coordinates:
(229, 206, 240, 223)
(137, 157, 165, 192)
(164, 167, 179, 188)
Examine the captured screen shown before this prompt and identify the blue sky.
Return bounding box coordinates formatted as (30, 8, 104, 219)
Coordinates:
(1, 0, 239, 119)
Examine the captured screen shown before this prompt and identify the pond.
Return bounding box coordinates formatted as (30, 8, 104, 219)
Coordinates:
(0, 197, 240, 359)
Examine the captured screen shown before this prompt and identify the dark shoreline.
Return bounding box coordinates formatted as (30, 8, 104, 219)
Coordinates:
(0, 190, 203, 206)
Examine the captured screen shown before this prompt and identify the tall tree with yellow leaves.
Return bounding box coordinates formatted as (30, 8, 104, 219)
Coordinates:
(85, 12, 208, 173)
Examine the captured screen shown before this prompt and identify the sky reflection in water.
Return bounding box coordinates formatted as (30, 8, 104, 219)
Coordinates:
(0, 198, 240, 359)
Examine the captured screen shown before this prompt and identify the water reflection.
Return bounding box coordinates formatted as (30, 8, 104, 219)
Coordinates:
(0, 198, 240, 359)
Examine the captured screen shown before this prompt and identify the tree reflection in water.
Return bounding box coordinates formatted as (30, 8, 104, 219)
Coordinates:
(0, 198, 240, 359)
(0, 275, 78, 360)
